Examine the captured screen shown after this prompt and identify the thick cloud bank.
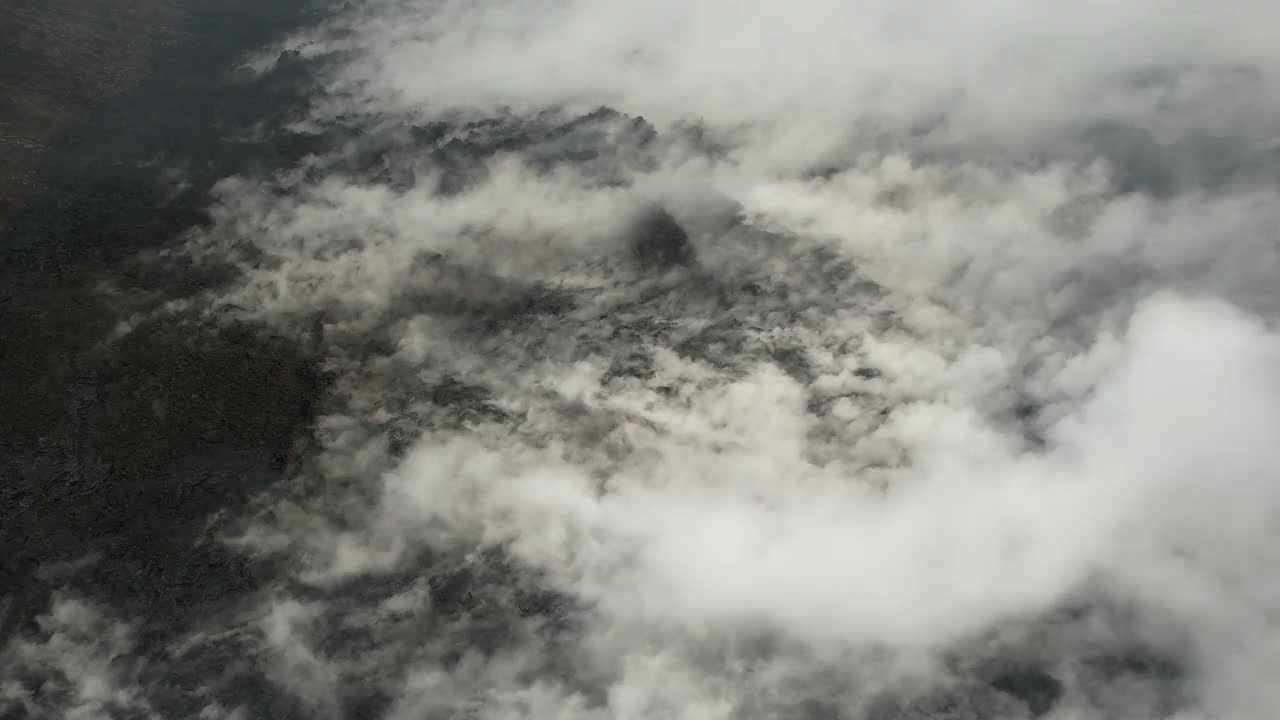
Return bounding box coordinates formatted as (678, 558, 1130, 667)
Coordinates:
(9, 2, 1280, 719)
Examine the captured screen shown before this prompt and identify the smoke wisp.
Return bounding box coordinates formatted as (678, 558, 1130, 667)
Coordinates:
(10, 1, 1280, 718)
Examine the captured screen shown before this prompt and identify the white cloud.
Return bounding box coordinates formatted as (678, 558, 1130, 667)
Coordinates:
(0, 596, 155, 720)
(168, 1, 1280, 716)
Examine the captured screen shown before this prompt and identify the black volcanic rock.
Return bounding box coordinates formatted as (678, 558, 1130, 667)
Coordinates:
(989, 666, 1063, 717)
(629, 206, 695, 270)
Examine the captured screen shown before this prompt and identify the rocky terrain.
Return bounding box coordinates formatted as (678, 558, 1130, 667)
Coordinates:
(1, 0, 324, 714)
(4, 2, 1280, 719)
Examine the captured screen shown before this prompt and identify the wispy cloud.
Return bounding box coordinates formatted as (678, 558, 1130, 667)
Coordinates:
(158, 1, 1280, 717)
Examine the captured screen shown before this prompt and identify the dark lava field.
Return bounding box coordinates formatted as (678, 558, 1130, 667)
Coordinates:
(3, 2, 1280, 718)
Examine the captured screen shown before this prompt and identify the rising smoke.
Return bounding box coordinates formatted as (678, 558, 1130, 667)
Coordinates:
(10, 1, 1280, 718)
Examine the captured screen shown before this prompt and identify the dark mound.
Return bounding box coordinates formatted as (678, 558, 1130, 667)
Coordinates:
(629, 206, 696, 270)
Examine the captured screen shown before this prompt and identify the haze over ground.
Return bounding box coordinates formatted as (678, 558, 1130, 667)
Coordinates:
(4, 2, 1280, 718)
